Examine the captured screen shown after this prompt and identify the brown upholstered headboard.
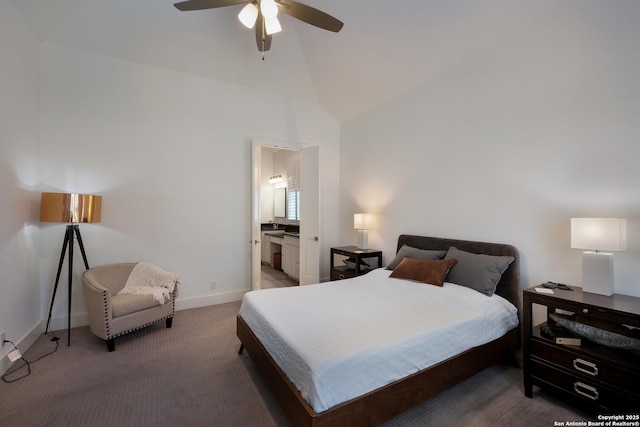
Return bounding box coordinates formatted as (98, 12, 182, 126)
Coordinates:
(396, 234, 521, 312)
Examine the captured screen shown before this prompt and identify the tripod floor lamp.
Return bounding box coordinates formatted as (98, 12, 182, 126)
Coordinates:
(41, 192, 102, 346)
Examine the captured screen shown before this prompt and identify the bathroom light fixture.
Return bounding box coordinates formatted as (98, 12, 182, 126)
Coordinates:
(571, 217, 627, 295)
(354, 213, 373, 250)
(269, 174, 283, 184)
(41, 192, 102, 345)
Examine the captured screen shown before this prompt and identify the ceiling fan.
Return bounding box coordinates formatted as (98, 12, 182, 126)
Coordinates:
(174, 0, 343, 56)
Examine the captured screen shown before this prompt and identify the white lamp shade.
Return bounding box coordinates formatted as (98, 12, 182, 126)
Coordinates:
(571, 218, 627, 251)
(238, 3, 258, 28)
(265, 16, 282, 35)
(354, 213, 373, 230)
(260, 0, 279, 19)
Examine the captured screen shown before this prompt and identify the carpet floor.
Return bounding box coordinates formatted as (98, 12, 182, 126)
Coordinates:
(1, 301, 591, 426)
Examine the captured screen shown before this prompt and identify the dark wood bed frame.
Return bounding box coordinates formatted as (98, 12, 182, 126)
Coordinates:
(237, 234, 521, 426)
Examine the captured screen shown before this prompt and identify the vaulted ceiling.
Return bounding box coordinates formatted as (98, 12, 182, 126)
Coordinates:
(13, 0, 577, 122)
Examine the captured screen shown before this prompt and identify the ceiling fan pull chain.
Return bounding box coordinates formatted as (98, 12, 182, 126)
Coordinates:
(261, 20, 266, 60)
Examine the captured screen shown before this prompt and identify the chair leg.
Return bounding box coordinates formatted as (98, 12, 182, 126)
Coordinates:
(106, 338, 115, 352)
(238, 344, 244, 355)
(166, 317, 173, 328)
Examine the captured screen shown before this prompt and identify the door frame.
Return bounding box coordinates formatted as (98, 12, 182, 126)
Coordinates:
(251, 138, 320, 290)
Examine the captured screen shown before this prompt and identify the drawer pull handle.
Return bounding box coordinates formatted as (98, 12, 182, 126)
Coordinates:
(573, 358, 598, 376)
(574, 381, 599, 401)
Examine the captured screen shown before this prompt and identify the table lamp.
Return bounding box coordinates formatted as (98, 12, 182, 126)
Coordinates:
(41, 192, 102, 345)
(354, 213, 373, 250)
(571, 217, 626, 296)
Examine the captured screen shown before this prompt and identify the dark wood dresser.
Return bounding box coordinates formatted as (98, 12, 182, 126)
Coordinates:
(523, 285, 640, 413)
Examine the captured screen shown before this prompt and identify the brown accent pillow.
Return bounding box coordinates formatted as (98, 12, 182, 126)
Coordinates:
(389, 257, 458, 286)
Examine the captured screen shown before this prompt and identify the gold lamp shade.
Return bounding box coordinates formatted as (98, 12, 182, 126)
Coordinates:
(40, 192, 102, 223)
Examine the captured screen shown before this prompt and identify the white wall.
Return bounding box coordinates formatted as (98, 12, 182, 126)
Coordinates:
(340, 3, 640, 297)
(0, 1, 41, 370)
(39, 42, 340, 329)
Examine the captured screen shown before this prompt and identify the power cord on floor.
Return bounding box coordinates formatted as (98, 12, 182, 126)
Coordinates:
(2, 332, 59, 383)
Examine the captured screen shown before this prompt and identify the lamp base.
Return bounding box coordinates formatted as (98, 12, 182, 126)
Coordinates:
(45, 224, 90, 346)
(582, 251, 614, 296)
(357, 230, 368, 250)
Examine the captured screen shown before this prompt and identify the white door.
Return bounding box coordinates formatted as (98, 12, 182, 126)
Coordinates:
(300, 146, 320, 285)
(251, 140, 262, 291)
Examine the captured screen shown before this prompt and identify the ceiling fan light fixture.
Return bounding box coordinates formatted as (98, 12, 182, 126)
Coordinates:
(174, 0, 343, 54)
(265, 16, 282, 35)
(260, 0, 279, 20)
(238, 3, 259, 29)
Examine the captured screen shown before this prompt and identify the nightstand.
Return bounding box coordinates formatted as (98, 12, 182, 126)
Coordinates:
(330, 246, 382, 281)
(522, 285, 640, 413)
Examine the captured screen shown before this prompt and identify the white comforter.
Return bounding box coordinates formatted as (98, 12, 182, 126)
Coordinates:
(239, 268, 518, 413)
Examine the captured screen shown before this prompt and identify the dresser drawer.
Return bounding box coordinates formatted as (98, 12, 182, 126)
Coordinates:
(523, 286, 640, 413)
(530, 339, 640, 393)
(530, 360, 639, 411)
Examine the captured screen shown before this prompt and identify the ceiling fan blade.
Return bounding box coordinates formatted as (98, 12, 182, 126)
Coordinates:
(275, 0, 343, 32)
(255, 14, 272, 52)
(174, 0, 249, 12)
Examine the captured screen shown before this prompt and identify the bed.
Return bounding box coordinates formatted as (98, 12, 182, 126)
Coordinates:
(237, 234, 521, 426)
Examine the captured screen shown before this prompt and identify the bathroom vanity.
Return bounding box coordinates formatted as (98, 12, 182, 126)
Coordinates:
(261, 226, 300, 281)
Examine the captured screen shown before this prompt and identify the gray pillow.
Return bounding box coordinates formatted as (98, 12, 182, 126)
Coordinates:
(387, 245, 446, 270)
(443, 247, 514, 296)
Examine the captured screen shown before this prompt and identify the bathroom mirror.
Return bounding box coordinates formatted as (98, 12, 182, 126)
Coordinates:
(274, 188, 286, 218)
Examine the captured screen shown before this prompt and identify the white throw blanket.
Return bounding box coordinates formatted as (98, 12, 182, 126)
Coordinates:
(118, 262, 179, 304)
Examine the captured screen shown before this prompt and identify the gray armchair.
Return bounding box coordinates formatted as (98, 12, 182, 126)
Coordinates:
(81, 263, 177, 352)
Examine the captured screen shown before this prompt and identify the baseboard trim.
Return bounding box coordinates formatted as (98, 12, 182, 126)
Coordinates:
(1, 321, 43, 378)
(175, 290, 247, 311)
(43, 290, 248, 332)
(45, 313, 89, 333)
(2, 291, 248, 375)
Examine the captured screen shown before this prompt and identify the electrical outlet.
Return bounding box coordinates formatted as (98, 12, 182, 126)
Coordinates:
(210, 280, 217, 290)
(1, 331, 5, 348)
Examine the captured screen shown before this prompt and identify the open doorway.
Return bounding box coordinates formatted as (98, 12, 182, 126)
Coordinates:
(251, 139, 320, 291)
(260, 146, 300, 289)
